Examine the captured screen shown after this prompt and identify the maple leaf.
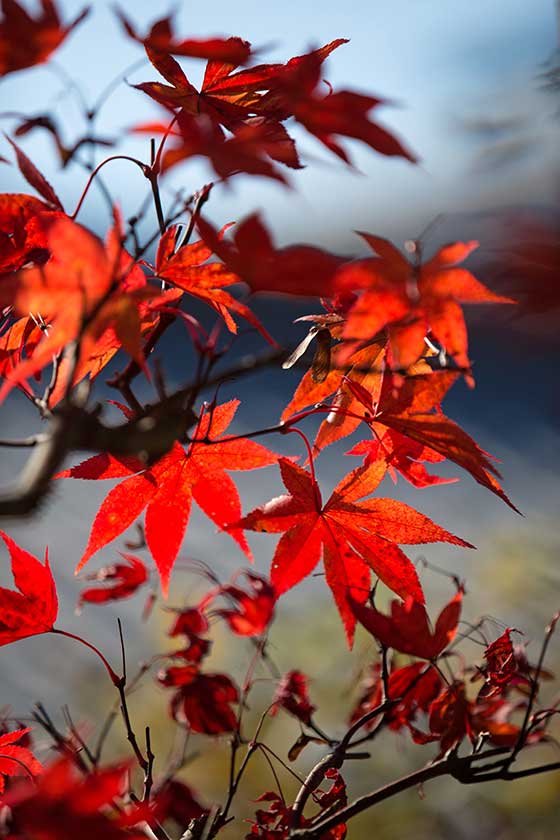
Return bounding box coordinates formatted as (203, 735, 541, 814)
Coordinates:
(116, 7, 251, 64)
(347, 428, 456, 489)
(256, 42, 416, 165)
(477, 629, 518, 701)
(6, 135, 63, 209)
(135, 39, 346, 132)
(0, 0, 89, 77)
(343, 370, 518, 510)
(271, 670, 317, 724)
(3, 757, 146, 840)
(349, 587, 463, 659)
(0, 314, 44, 399)
(132, 112, 300, 182)
(231, 458, 472, 643)
(197, 213, 346, 297)
(159, 665, 239, 734)
(0, 530, 58, 646)
(281, 339, 386, 456)
(335, 234, 515, 373)
(167, 606, 211, 664)
(350, 661, 443, 734)
(56, 400, 280, 594)
(0, 727, 42, 793)
(153, 221, 275, 343)
(203, 570, 276, 636)
(78, 554, 149, 608)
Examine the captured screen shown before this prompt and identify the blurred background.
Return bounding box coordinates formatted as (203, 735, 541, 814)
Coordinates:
(1, 1, 560, 837)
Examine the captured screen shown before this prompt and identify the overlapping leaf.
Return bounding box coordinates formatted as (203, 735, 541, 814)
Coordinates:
(154, 222, 274, 342)
(335, 234, 515, 373)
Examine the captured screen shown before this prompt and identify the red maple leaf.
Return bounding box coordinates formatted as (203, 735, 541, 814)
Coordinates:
(0, 530, 58, 646)
(271, 670, 317, 724)
(349, 587, 463, 660)
(347, 428, 455, 489)
(255, 42, 416, 165)
(115, 7, 251, 64)
(153, 222, 274, 342)
(349, 661, 443, 734)
(132, 112, 300, 182)
(343, 370, 518, 510)
(78, 554, 149, 608)
(135, 40, 345, 132)
(56, 400, 280, 594)
(0, 0, 89, 77)
(158, 665, 239, 734)
(335, 234, 515, 373)
(231, 458, 472, 643)
(203, 570, 276, 636)
(477, 629, 518, 700)
(197, 213, 346, 297)
(0, 727, 42, 793)
(154, 779, 208, 831)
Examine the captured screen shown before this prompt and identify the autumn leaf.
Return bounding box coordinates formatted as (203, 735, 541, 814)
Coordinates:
(0, 727, 42, 793)
(0, 0, 89, 77)
(132, 111, 300, 182)
(0, 530, 58, 646)
(255, 43, 416, 165)
(116, 7, 251, 64)
(78, 554, 149, 608)
(56, 400, 280, 594)
(335, 234, 516, 374)
(271, 670, 317, 724)
(477, 629, 518, 700)
(197, 212, 346, 297)
(344, 370, 518, 510)
(349, 660, 443, 734)
(231, 458, 472, 644)
(154, 221, 275, 342)
(349, 587, 463, 660)
(202, 570, 276, 636)
(135, 39, 346, 132)
(5, 135, 63, 209)
(159, 666, 239, 734)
